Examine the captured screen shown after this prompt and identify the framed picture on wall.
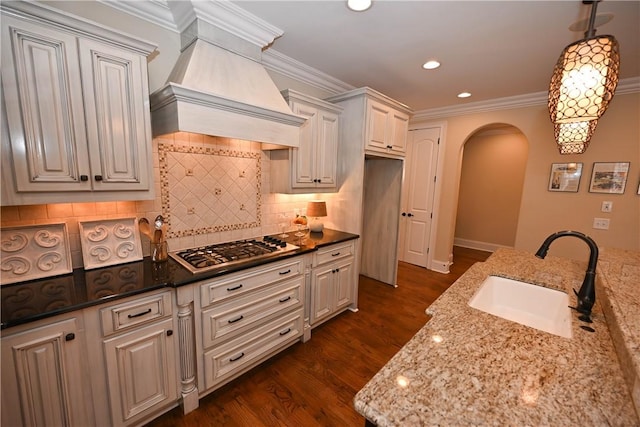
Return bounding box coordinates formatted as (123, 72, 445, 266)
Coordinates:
(589, 162, 630, 194)
(548, 162, 583, 192)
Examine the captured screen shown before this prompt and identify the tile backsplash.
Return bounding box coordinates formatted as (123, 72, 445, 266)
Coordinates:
(1, 132, 334, 270)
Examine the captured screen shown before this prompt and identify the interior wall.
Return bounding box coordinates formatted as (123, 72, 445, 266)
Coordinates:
(455, 127, 528, 250)
(414, 92, 640, 264)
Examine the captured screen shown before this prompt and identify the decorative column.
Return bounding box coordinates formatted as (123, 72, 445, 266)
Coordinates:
(176, 288, 198, 413)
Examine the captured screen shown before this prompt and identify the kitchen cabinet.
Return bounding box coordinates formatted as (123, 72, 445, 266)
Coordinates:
(310, 240, 356, 326)
(270, 89, 342, 193)
(1, 314, 94, 427)
(365, 97, 410, 157)
(0, 1, 156, 205)
(85, 290, 179, 427)
(196, 257, 305, 392)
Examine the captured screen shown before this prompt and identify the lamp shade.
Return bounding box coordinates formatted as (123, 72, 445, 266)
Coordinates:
(306, 201, 327, 218)
(306, 201, 327, 233)
(553, 120, 598, 154)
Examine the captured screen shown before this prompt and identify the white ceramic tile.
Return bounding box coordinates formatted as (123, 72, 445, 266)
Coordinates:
(78, 217, 142, 270)
(1, 223, 72, 285)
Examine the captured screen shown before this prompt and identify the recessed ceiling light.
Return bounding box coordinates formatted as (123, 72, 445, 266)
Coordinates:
(457, 92, 472, 98)
(422, 60, 441, 70)
(347, 0, 372, 12)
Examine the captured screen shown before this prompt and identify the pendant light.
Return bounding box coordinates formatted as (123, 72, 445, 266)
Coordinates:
(548, 0, 620, 154)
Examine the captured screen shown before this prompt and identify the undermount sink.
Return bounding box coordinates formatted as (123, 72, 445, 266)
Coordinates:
(468, 276, 572, 338)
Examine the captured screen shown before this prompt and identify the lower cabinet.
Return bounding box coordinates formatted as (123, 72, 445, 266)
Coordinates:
(310, 240, 357, 326)
(1, 315, 94, 427)
(85, 290, 179, 427)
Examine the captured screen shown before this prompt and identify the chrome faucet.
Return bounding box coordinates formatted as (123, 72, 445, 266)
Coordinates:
(535, 230, 599, 317)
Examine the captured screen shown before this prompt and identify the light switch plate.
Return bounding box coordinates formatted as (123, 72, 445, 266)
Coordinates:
(593, 218, 610, 230)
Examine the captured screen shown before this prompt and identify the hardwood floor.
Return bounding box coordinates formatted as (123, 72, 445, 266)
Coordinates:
(146, 246, 491, 427)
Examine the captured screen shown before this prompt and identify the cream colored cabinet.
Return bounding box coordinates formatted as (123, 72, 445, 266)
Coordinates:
(310, 240, 356, 326)
(366, 98, 410, 157)
(197, 257, 305, 392)
(271, 89, 342, 193)
(1, 315, 94, 427)
(85, 291, 179, 427)
(0, 2, 156, 205)
(326, 87, 412, 160)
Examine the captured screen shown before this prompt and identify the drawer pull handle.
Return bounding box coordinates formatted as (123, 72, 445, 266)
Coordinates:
(331, 252, 341, 257)
(227, 284, 244, 291)
(229, 352, 245, 362)
(128, 308, 152, 318)
(279, 328, 292, 336)
(279, 269, 291, 275)
(228, 315, 244, 324)
(279, 296, 291, 303)
(65, 333, 75, 341)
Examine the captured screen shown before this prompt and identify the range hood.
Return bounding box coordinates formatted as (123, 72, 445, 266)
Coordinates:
(149, 2, 305, 148)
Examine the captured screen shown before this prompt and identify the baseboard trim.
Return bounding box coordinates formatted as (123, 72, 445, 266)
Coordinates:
(454, 238, 511, 253)
(430, 259, 451, 274)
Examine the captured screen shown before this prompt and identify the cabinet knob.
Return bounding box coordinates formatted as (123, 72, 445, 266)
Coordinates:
(317, 178, 321, 183)
(65, 333, 75, 341)
(407, 213, 414, 217)
(401, 212, 406, 217)
(80, 175, 89, 182)
(167, 330, 173, 336)
(94, 175, 103, 181)
(387, 145, 393, 149)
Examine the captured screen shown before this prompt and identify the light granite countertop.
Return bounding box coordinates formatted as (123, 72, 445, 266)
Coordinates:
(354, 248, 638, 426)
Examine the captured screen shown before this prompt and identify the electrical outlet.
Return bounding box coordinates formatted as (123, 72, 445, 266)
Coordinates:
(601, 201, 613, 212)
(593, 218, 610, 230)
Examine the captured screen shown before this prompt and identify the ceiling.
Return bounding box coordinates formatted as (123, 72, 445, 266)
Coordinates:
(231, 0, 640, 112)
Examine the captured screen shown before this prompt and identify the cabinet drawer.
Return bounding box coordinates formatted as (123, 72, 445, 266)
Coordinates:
(100, 292, 172, 336)
(314, 241, 355, 267)
(202, 276, 303, 348)
(203, 310, 303, 390)
(200, 258, 303, 307)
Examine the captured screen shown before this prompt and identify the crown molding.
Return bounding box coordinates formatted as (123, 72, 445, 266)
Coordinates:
(413, 76, 640, 121)
(262, 50, 355, 95)
(97, 0, 177, 32)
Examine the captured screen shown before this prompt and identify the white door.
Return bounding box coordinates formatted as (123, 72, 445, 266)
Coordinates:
(399, 127, 440, 267)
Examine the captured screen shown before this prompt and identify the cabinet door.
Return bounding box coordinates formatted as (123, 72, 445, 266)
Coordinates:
(1, 318, 93, 427)
(79, 38, 151, 191)
(290, 101, 316, 188)
(366, 99, 391, 151)
(334, 259, 354, 311)
(1, 15, 91, 192)
(310, 266, 334, 325)
(314, 110, 339, 188)
(390, 110, 409, 154)
(103, 318, 177, 425)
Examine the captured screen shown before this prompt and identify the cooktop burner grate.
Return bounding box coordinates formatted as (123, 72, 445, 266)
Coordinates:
(169, 237, 298, 273)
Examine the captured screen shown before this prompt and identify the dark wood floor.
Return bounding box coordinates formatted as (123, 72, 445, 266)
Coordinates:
(146, 246, 491, 427)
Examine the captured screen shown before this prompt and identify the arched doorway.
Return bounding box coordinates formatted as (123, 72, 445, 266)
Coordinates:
(454, 123, 529, 252)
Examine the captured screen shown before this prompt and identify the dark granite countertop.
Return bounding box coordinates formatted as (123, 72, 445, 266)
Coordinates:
(1, 229, 358, 330)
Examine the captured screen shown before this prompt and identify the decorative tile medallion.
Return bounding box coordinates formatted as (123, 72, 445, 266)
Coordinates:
(1, 223, 72, 285)
(78, 217, 142, 270)
(158, 142, 262, 238)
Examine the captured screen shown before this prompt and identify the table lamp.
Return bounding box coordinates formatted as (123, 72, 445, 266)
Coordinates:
(306, 201, 327, 233)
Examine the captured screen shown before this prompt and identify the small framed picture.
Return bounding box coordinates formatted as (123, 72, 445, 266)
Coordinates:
(589, 162, 630, 194)
(548, 162, 583, 192)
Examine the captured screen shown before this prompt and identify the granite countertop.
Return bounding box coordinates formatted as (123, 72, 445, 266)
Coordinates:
(1, 229, 358, 329)
(354, 248, 638, 426)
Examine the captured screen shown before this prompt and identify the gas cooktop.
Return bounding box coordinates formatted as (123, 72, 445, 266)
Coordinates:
(169, 236, 299, 274)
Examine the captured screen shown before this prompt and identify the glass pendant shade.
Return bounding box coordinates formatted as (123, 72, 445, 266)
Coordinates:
(548, 34, 620, 154)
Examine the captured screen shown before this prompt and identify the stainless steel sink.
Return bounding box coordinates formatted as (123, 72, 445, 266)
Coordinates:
(468, 275, 572, 338)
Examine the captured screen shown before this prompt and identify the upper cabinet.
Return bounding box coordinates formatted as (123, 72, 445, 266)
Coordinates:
(270, 90, 343, 194)
(0, 2, 157, 205)
(326, 87, 412, 160)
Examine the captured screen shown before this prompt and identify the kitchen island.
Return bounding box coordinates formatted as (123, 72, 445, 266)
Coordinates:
(354, 248, 639, 426)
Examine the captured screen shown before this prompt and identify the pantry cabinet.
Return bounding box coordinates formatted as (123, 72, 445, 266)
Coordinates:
(310, 240, 357, 326)
(271, 89, 342, 193)
(0, 2, 156, 205)
(1, 315, 94, 427)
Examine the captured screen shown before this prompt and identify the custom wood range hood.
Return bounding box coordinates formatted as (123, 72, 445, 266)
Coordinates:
(149, 1, 305, 148)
